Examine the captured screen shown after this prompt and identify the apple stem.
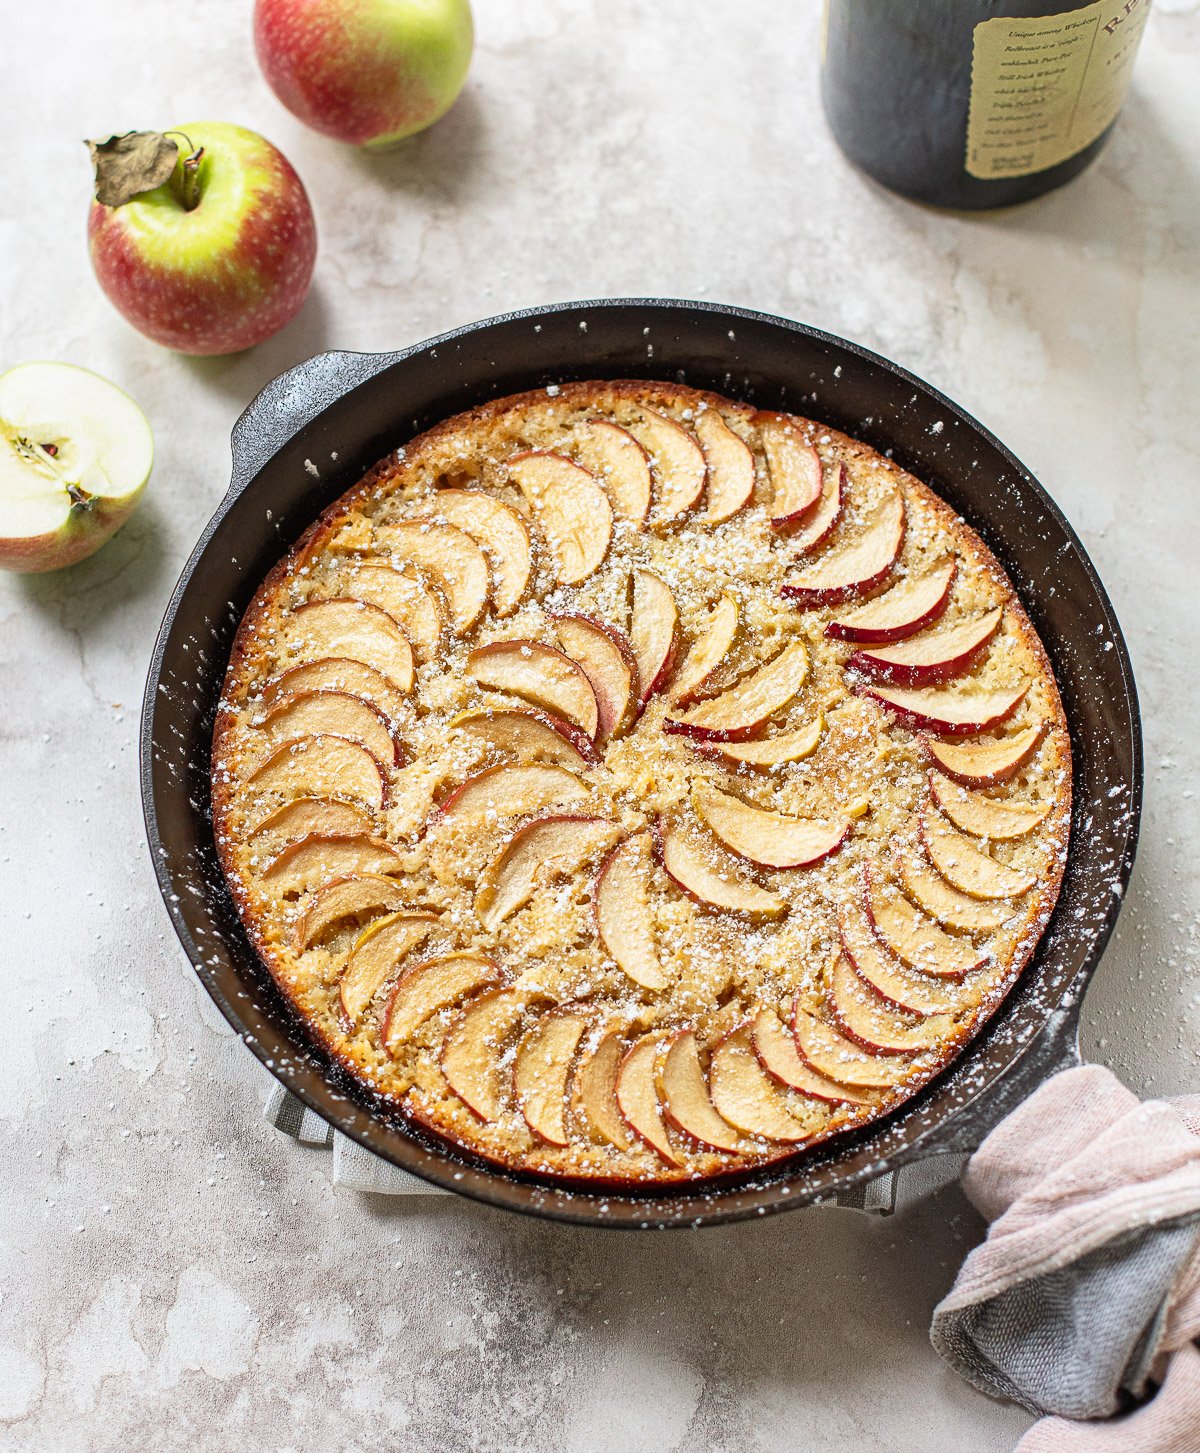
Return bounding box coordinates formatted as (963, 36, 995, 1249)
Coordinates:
(171, 146, 205, 212)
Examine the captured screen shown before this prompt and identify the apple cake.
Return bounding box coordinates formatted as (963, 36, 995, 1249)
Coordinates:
(212, 380, 1071, 1184)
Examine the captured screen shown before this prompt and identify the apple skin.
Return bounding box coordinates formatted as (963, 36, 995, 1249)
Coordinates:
(2, 493, 141, 574)
(88, 122, 317, 356)
(254, 0, 474, 147)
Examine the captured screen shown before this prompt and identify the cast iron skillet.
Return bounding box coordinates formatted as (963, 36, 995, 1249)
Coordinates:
(141, 299, 1141, 1228)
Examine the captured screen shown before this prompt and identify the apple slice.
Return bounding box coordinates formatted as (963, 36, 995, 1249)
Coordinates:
(374, 520, 489, 633)
(571, 1028, 632, 1149)
(790, 460, 844, 554)
(260, 832, 403, 895)
(826, 557, 957, 643)
(861, 680, 1029, 736)
(698, 716, 824, 768)
(246, 734, 388, 813)
(839, 900, 960, 1015)
(693, 410, 754, 523)
(260, 656, 409, 722)
(656, 817, 786, 920)
(633, 410, 706, 520)
(863, 866, 988, 977)
(476, 815, 620, 931)
(294, 873, 410, 951)
(594, 833, 667, 991)
(283, 599, 414, 695)
(922, 808, 1038, 899)
(848, 608, 1003, 686)
(434, 763, 586, 824)
(466, 640, 599, 738)
(656, 1030, 741, 1152)
(828, 954, 951, 1056)
(575, 420, 651, 522)
(513, 1009, 591, 1146)
(250, 796, 374, 845)
(761, 418, 822, 528)
(664, 641, 809, 743)
(629, 569, 680, 704)
(929, 771, 1051, 840)
(552, 614, 637, 741)
(708, 1024, 815, 1142)
(782, 490, 905, 606)
(616, 1033, 680, 1165)
(924, 722, 1046, 787)
(891, 839, 1011, 933)
(750, 1009, 873, 1104)
(441, 988, 529, 1121)
(671, 592, 739, 705)
(428, 489, 532, 616)
(339, 910, 439, 1026)
(450, 707, 596, 769)
(692, 783, 850, 870)
(792, 1003, 917, 1089)
(507, 451, 612, 584)
(334, 562, 444, 662)
(257, 689, 402, 768)
(382, 951, 504, 1054)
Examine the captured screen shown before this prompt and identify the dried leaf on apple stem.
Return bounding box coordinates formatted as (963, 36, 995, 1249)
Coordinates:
(86, 131, 179, 208)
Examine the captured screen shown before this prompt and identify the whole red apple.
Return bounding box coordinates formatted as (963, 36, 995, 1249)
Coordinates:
(87, 123, 317, 356)
(254, 0, 474, 147)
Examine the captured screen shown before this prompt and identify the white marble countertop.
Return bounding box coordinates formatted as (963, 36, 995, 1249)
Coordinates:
(3, 2, 1198, 1448)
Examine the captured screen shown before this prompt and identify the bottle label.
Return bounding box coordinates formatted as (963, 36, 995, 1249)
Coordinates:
(966, 0, 1151, 179)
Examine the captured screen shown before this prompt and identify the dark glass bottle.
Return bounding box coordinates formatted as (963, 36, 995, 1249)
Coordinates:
(821, 0, 1151, 210)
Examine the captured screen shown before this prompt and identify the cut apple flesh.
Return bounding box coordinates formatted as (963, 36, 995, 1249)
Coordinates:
(633, 410, 706, 520)
(664, 640, 809, 742)
(246, 734, 387, 813)
(441, 988, 528, 1121)
(616, 1034, 680, 1164)
(476, 815, 620, 931)
(428, 488, 532, 616)
(848, 608, 1003, 686)
(863, 680, 1029, 736)
(261, 656, 408, 722)
(750, 1009, 873, 1105)
(467, 640, 599, 738)
(693, 783, 849, 870)
(552, 614, 636, 741)
(374, 520, 490, 633)
(839, 900, 960, 1015)
(792, 1004, 917, 1089)
(629, 569, 679, 704)
(790, 460, 844, 553)
(708, 1025, 815, 1141)
(782, 490, 905, 606)
(693, 410, 754, 523)
(863, 866, 987, 977)
(656, 1030, 741, 1151)
(594, 834, 667, 991)
(656, 817, 786, 920)
(924, 722, 1046, 786)
(572, 1028, 632, 1149)
(671, 591, 739, 705)
(574, 420, 651, 522)
(923, 808, 1038, 899)
(334, 562, 444, 662)
(257, 689, 401, 768)
(829, 954, 950, 1055)
(294, 873, 410, 950)
(382, 951, 503, 1054)
(699, 716, 824, 768)
(929, 771, 1051, 840)
(825, 557, 957, 643)
(339, 910, 439, 1026)
(761, 419, 822, 527)
(513, 1010, 590, 1146)
(250, 796, 373, 845)
(507, 451, 612, 584)
(891, 840, 1011, 933)
(436, 762, 586, 824)
(283, 599, 414, 695)
(261, 832, 403, 896)
(450, 707, 596, 769)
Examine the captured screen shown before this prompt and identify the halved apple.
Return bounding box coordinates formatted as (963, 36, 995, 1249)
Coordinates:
(828, 954, 951, 1055)
(924, 721, 1046, 787)
(338, 910, 439, 1025)
(256, 689, 402, 768)
(656, 1030, 741, 1151)
(294, 873, 410, 951)
(450, 707, 597, 769)
(693, 410, 754, 523)
(929, 771, 1051, 840)
(670, 592, 739, 705)
(575, 420, 651, 522)
(839, 900, 959, 1015)
(629, 569, 680, 704)
(250, 796, 374, 845)
(513, 1008, 591, 1146)
(283, 599, 414, 695)
(848, 608, 1003, 686)
(334, 561, 444, 662)
(791, 1003, 917, 1089)
(374, 520, 490, 633)
(664, 640, 809, 742)
(466, 640, 600, 738)
(441, 988, 529, 1121)
(861, 680, 1029, 736)
(552, 614, 637, 741)
(890, 838, 1011, 933)
(594, 833, 668, 991)
(750, 1008, 873, 1104)
(506, 451, 612, 584)
(633, 410, 706, 520)
(261, 656, 409, 722)
(616, 1033, 680, 1164)
(382, 951, 504, 1055)
(697, 716, 824, 769)
(656, 816, 786, 920)
(571, 1028, 632, 1149)
(428, 489, 532, 616)
(863, 865, 987, 977)
(708, 1024, 815, 1141)
(826, 557, 957, 643)
(434, 762, 586, 824)
(476, 815, 620, 931)
(922, 808, 1038, 899)
(790, 460, 844, 554)
(247, 734, 388, 813)
(761, 418, 822, 528)
(782, 490, 905, 606)
(260, 832, 403, 896)
(692, 782, 850, 870)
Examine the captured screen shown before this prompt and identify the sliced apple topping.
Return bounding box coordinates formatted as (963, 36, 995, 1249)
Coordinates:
(693, 783, 850, 870)
(441, 988, 529, 1121)
(791, 460, 844, 554)
(283, 599, 414, 695)
(862, 680, 1029, 736)
(664, 640, 809, 742)
(513, 1009, 591, 1146)
(571, 1028, 632, 1149)
(693, 410, 754, 523)
(708, 1024, 816, 1141)
(839, 900, 960, 1015)
(507, 451, 612, 584)
(761, 418, 822, 528)
(922, 808, 1038, 899)
(261, 833, 403, 896)
(750, 1009, 873, 1104)
(616, 1033, 681, 1165)
(924, 722, 1046, 787)
(552, 615, 637, 741)
(891, 839, 1011, 933)
(294, 873, 410, 951)
(826, 556, 957, 643)
(633, 410, 706, 520)
(450, 707, 596, 769)
(629, 569, 679, 704)
(476, 815, 620, 931)
(699, 716, 824, 768)
(656, 816, 786, 920)
(594, 834, 667, 991)
(467, 640, 599, 738)
(792, 1003, 918, 1089)
(250, 797, 374, 846)
(435, 763, 586, 825)
(338, 910, 439, 1025)
(575, 420, 651, 522)
(656, 1030, 741, 1151)
(929, 771, 1051, 840)
(257, 689, 401, 768)
(382, 951, 504, 1055)
(863, 866, 987, 977)
(247, 735, 388, 813)
(428, 489, 532, 616)
(374, 520, 490, 633)
(849, 608, 1003, 686)
(261, 656, 409, 722)
(335, 562, 444, 662)
(670, 591, 739, 706)
(782, 490, 905, 606)
(828, 954, 951, 1056)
